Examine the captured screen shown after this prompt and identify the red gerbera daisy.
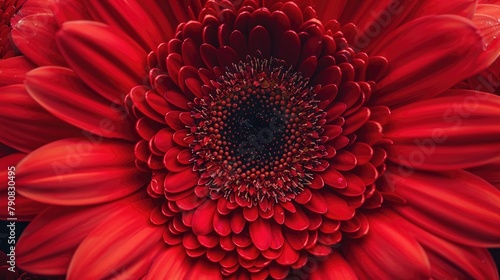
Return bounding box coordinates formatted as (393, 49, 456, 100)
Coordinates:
(1, 0, 500, 279)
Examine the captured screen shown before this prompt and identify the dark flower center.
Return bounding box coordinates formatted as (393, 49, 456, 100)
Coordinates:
(193, 58, 326, 205)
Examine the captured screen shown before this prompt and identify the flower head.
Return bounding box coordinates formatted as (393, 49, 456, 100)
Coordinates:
(2, 0, 500, 279)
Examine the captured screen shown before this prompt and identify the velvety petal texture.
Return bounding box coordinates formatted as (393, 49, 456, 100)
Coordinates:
(342, 213, 431, 279)
(385, 168, 500, 247)
(371, 16, 483, 107)
(86, 0, 172, 51)
(309, 252, 357, 280)
(67, 199, 162, 279)
(386, 91, 500, 170)
(0, 85, 81, 153)
(380, 210, 499, 280)
(17, 138, 148, 205)
(0, 56, 35, 86)
(17, 193, 146, 275)
(0, 153, 47, 221)
(145, 246, 223, 280)
(55, 21, 147, 103)
(11, 13, 67, 66)
(25, 66, 137, 141)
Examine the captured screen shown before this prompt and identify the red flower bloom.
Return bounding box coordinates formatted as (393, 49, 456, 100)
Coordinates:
(1, 0, 500, 279)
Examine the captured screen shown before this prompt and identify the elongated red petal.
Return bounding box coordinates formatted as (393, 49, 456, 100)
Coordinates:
(386, 91, 500, 170)
(67, 199, 162, 279)
(468, 160, 500, 189)
(86, 0, 172, 50)
(380, 210, 499, 280)
(0, 153, 47, 221)
(371, 15, 483, 107)
(473, 4, 500, 75)
(0, 56, 35, 86)
(56, 21, 147, 104)
(309, 252, 357, 280)
(17, 138, 148, 205)
(11, 13, 66, 66)
(25, 66, 136, 141)
(144, 246, 192, 279)
(340, 0, 477, 52)
(385, 167, 500, 247)
(0, 85, 80, 153)
(342, 213, 431, 279)
(17, 193, 145, 275)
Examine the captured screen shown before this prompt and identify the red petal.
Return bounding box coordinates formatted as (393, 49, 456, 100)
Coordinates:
(67, 199, 162, 279)
(0, 56, 35, 86)
(473, 5, 500, 75)
(322, 191, 355, 221)
(468, 160, 500, 189)
(230, 209, 246, 234)
(87, 0, 171, 50)
(330, 150, 357, 171)
(25, 66, 136, 141)
(243, 205, 259, 222)
(249, 25, 271, 58)
(349, 142, 373, 165)
(343, 213, 431, 279)
(56, 21, 147, 103)
(304, 190, 328, 214)
(372, 16, 483, 107)
(386, 168, 500, 247)
(321, 166, 347, 189)
(387, 91, 500, 170)
(270, 222, 285, 250)
(191, 200, 217, 235)
(213, 211, 232, 236)
(144, 246, 192, 279)
(284, 228, 308, 251)
(11, 13, 66, 66)
(277, 30, 301, 66)
(153, 0, 205, 29)
(185, 259, 223, 280)
(382, 210, 500, 280)
(164, 147, 190, 172)
(309, 252, 357, 280)
(0, 85, 80, 153)
(284, 206, 309, 231)
(129, 86, 165, 123)
(0, 153, 47, 221)
(164, 168, 198, 193)
(17, 193, 145, 275)
(227, 29, 246, 59)
(207, 248, 226, 263)
(249, 218, 272, 251)
(341, 0, 476, 52)
(165, 111, 187, 130)
(17, 138, 147, 205)
(276, 240, 299, 265)
(313, 66, 341, 86)
(217, 46, 240, 69)
(414, 0, 476, 18)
